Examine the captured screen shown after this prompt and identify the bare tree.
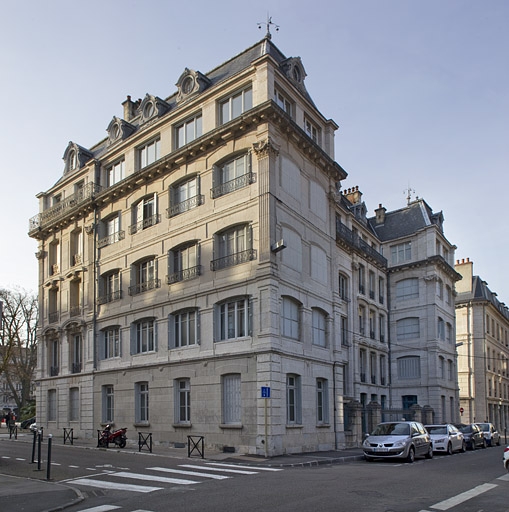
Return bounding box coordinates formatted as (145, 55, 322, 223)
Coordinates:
(0, 288, 38, 413)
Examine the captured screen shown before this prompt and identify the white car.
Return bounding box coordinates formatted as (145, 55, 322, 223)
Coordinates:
(504, 446, 509, 471)
(425, 424, 466, 455)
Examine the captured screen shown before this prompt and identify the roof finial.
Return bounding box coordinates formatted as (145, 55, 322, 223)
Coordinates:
(258, 13, 279, 40)
(404, 185, 416, 205)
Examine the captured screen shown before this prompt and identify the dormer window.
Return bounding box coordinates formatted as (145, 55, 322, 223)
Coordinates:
(138, 94, 170, 124)
(176, 69, 210, 104)
(62, 141, 93, 174)
(107, 117, 135, 145)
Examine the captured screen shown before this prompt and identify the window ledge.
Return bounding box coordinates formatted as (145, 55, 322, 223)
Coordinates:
(285, 424, 303, 429)
(316, 424, 331, 429)
(134, 422, 150, 428)
(220, 423, 243, 430)
(172, 423, 192, 429)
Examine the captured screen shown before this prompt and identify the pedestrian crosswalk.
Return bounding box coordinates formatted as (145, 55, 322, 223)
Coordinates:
(64, 461, 283, 496)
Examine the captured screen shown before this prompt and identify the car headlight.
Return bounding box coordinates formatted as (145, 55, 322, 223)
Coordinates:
(393, 440, 406, 448)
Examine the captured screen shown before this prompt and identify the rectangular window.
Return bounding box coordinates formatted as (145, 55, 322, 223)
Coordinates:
(69, 388, 79, 422)
(103, 327, 120, 359)
(222, 374, 241, 424)
(135, 382, 149, 423)
(358, 265, 365, 294)
(139, 139, 160, 169)
(211, 153, 253, 198)
(339, 274, 348, 301)
(391, 242, 412, 264)
(102, 385, 114, 423)
(172, 310, 198, 348)
(169, 177, 204, 217)
(48, 389, 57, 422)
(380, 355, 387, 386)
(107, 160, 125, 187)
(397, 357, 421, 379)
(135, 320, 155, 353)
(304, 116, 320, 145)
(71, 334, 82, 373)
(312, 309, 326, 347)
(341, 316, 349, 346)
(220, 86, 252, 124)
(168, 243, 200, 283)
(396, 278, 419, 301)
(397, 318, 420, 340)
(316, 379, 329, 424)
(218, 298, 249, 340)
(359, 349, 367, 382)
(282, 297, 300, 339)
(176, 114, 202, 148)
(175, 379, 190, 423)
(274, 88, 292, 115)
(287, 374, 302, 424)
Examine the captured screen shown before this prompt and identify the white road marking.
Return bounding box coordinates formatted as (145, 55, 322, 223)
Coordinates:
(148, 466, 230, 480)
(74, 506, 121, 512)
(181, 464, 258, 475)
(430, 483, 498, 510)
(497, 473, 509, 481)
(205, 462, 283, 471)
(114, 471, 198, 485)
(69, 465, 79, 468)
(68, 478, 162, 493)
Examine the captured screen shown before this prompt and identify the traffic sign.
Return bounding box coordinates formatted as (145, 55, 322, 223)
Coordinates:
(261, 386, 271, 398)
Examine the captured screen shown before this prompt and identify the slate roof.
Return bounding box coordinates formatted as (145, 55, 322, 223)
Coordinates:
(456, 275, 509, 322)
(368, 199, 444, 242)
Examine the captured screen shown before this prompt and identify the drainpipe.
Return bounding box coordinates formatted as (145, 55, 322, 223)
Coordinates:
(333, 361, 338, 450)
(92, 206, 98, 371)
(387, 272, 393, 410)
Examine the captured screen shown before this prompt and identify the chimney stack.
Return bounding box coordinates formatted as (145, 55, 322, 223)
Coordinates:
(122, 95, 137, 122)
(455, 257, 473, 294)
(343, 186, 362, 205)
(374, 203, 386, 225)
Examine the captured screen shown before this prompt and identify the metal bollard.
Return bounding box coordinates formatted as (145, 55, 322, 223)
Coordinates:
(46, 434, 52, 480)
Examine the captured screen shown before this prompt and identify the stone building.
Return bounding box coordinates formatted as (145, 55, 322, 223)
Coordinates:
(28, 36, 459, 454)
(455, 258, 509, 429)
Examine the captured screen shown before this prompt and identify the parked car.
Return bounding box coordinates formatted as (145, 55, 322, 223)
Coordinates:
(454, 423, 486, 450)
(20, 417, 36, 429)
(476, 422, 500, 446)
(425, 424, 466, 455)
(363, 421, 433, 463)
(503, 446, 509, 471)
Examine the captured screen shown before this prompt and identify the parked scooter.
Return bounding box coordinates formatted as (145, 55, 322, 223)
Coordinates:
(98, 424, 127, 448)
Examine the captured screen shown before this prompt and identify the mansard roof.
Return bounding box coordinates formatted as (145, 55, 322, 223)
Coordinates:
(369, 199, 444, 242)
(456, 275, 509, 322)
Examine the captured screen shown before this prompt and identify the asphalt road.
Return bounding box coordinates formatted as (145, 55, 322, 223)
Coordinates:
(1, 436, 507, 512)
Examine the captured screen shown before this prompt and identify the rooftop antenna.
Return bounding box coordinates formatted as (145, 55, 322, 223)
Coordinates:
(258, 14, 279, 39)
(404, 186, 416, 205)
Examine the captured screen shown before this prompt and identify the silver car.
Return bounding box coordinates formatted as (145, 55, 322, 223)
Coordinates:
(363, 421, 433, 463)
(425, 424, 466, 454)
(476, 422, 500, 446)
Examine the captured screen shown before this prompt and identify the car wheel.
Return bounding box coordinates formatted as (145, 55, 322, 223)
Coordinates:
(497, 438, 501, 446)
(461, 441, 466, 453)
(425, 444, 434, 459)
(471, 440, 476, 450)
(406, 446, 415, 463)
(482, 439, 487, 449)
(446, 442, 453, 456)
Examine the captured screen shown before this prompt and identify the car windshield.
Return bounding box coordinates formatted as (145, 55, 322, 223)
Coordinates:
(478, 424, 489, 431)
(371, 423, 410, 436)
(427, 426, 447, 435)
(458, 425, 472, 433)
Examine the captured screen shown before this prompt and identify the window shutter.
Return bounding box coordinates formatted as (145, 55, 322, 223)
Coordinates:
(168, 315, 175, 349)
(153, 192, 158, 216)
(196, 310, 201, 345)
(213, 304, 218, 342)
(248, 298, 253, 337)
(247, 224, 253, 250)
(136, 201, 143, 224)
(153, 320, 158, 352)
(130, 324, 136, 355)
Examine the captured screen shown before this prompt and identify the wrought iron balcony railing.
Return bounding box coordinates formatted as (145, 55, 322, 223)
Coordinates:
(71, 363, 82, 374)
(50, 366, 59, 377)
(70, 306, 81, 317)
(166, 266, 202, 284)
(167, 195, 204, 218)
(335, 221, 387, 267)
(97, 230, 125, 249)
(128, 278, 161, 296)
(97, 290, 122, 305)
(48, 312, 59, 324)
(210, 249, 257, 271)
(210, 172, 256, 199)
(29, 182, 101, 232)
(128, 214, 161, 235)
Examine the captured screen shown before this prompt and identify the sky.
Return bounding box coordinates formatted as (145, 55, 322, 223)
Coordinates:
(1, 0, 508, 302)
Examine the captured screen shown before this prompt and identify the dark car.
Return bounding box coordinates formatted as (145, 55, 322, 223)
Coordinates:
(20, 417, 36, 429)
(454, 423, 486, 450)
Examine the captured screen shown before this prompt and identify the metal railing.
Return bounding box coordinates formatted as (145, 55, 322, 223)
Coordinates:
(128, 214, 161, 235)
(335, 222, 387, 267)
(97, 230, 125, 249)
(97, 290, 122, 305)
(167, 195, 204, 217)
(210, 249, 257, 271)
(128, 278, 161, 296)
(210, 172, 256, 199)
(166, 266, 201, 284)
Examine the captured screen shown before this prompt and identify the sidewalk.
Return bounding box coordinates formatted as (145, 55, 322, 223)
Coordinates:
(0, 431, 364, 511)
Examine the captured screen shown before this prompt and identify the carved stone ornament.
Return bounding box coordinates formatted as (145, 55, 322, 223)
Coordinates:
(252, 138, 280, 159)
(175, 69, 210, 104)
(84, 224, 95, 235)
(62, 141, 93, 175)
(138, 94, 171, 124)
(107, 117, 136, 144)
(35, 250, 46, 260)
